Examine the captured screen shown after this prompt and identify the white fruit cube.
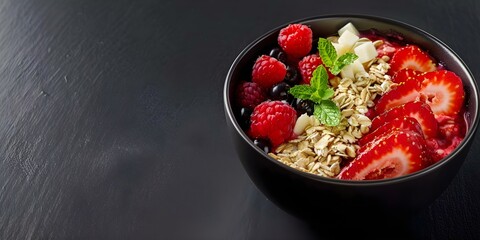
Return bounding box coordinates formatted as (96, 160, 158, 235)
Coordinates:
(354, 42, 378, 63)
(340, 63, 355, 80)
(352, 59, 366, 73)
(332, 42, 350, 56)
(294, 114, 311, 135)
(338, 30, 359, 49)
(338, 22, 359, 36)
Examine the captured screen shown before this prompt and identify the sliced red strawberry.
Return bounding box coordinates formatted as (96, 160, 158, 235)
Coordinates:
(371, 101, 438, 138)
(418, 70, 465, 116)
(364, 108, 377, 119)
(389, 45, 436, 74)
(337, 130, 430, 180)
(375, 76, 422, 114)
(392, 68, 423, 83)
(358, 117, 423, 146)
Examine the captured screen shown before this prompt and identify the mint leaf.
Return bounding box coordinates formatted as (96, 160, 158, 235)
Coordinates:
(310, 65, 329, 91)
(314, 100, 341, 126)
(310, 65, 328, 90)
(330, 53, 359, 75)
(310, 65, 334, 101)
(319, 88, 335, 100)
(309, 91, 323, 103)
(289, 85, 315, 100)
(317, 38, 337, 68)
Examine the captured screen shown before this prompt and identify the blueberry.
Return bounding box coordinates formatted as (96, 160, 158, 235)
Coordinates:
(269, 82, 293, 102)
(287, 96, 297, 107)
(295, 99, 314, 116)
(253, 138, 271, 153)
(239, 107, 253, 129)
(269, 48, 287, 63)
(283, 65, 300, 86)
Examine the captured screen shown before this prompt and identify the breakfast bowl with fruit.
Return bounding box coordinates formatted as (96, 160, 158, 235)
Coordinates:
(223, 15, 479, 221)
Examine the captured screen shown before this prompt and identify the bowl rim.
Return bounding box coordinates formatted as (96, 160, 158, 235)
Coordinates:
(224, 14, 480, 186)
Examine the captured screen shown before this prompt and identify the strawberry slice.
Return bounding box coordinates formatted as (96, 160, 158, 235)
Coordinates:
(392, 68, 423, 83)
(375, 75, 422, 114)
(358, 117, 423, 146)
(365, 108, 378, 119)
(418, 70, 465, 115)
(389, 45, 436, 74)
(337, 130, 430, 180)
(371, 101, 438, 138)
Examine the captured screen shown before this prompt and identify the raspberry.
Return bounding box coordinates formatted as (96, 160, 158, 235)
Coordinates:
(298, 54, 322, 84)
(249, 101, 297, 147)
(252, 55, 287, 88)
(298, 54, 335, 84)
(278, 24, 312, 59)
(236, 81, 266, 108)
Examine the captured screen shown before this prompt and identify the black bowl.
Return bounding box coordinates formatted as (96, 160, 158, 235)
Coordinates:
(223, 15, 479, 222)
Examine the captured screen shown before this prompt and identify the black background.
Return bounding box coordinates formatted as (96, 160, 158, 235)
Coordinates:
(0, 0, 479, 239)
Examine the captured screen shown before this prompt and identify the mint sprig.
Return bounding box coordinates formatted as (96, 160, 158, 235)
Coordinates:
(288, 38, 359, 126)
(289, 65, 340, 126)
(318, 38, 358, 75)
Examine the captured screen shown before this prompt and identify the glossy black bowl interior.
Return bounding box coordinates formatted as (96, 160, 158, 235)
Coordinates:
(224, 15, 479, 221)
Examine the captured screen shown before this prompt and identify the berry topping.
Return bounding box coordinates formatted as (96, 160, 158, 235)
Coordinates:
(358, 117, 423, 146)
(249, 101, 297, 147)
(253, 138, 272, 154)
(371, 101, 438, 138)
(338, 130, 430, 180)
(365, 108, 378, 119)
(418, 70, 465, 115)
(391, 68, 422, 83)
(437, 114, 466, 139)
(389, 45, 436, 74)
(269, 48, 287, 63)
(252, 55, 287, 88)
(298, 54, 322, 84)
(269, 82, 292, 101)
(425, 114, 466, 162)
(294, 99, 315, 116)
(377, 69, 465, 116)
(283, 65, 301, 86)
(236, 81, 266, 108)
(238, 107, 253, 130)
(375, 74, 422, 113)
(278, 24, 313, 59)
(429, 136, 463, 162)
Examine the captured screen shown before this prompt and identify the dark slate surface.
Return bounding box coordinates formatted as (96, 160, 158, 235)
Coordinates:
(0, 0, 478, 239)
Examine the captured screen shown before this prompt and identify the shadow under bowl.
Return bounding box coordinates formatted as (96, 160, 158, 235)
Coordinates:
(224, 15, 479, 222)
